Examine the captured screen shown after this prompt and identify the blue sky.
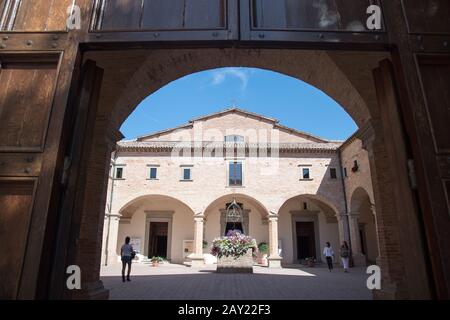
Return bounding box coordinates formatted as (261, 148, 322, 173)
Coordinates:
(120, 67, 358, 141)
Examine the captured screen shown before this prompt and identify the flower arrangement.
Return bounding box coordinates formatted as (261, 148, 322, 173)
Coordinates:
(211, 230, 257, 259)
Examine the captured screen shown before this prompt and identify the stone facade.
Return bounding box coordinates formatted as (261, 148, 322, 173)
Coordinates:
(102, 108, 377, 268)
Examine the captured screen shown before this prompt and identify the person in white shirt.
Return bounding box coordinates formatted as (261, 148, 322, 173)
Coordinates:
(340, 241, 350, 273)
(121, 236, 134, 282)
(323, 242, 335, 272)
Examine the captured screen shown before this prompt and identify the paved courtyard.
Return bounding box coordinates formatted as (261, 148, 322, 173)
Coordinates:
(100, 263, 373, 300)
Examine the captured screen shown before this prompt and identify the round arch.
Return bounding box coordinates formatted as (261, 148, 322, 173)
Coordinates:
(350, 187, 373, 214)
(84, 48, 385, 135)
(118, 194, 195, 219)
(203, 193, 270, 218)
(113, 194, 197, 263)
(277, 193, 341, 218)
(277, 194, 341, 264)
(349, 186, 379, 264)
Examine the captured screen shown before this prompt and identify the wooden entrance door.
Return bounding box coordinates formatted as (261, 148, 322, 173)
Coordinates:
(148, 222, 168, 258)
(296, 222, 316, 260)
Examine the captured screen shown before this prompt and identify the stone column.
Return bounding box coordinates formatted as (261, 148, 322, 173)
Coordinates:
(337, 213, 350, 245)
(371, 204, 381, 266)
(267, 214, 282, 268)
(189, 214, 205, 268)
(67, 124, 124, 300)
(348, 212, 366, 266)
(104, 213, 121, 266)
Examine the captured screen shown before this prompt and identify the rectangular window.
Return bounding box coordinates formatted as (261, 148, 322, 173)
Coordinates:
(330, 168, 337, 179)
(344, 167, 348, 178)
(229, 162, 243, 186)
(183, 168, 191, 181)
(225, 135, 244, 142)
(302, 168, 310, 179)
(115, 167, 123, 179)
(150, 167, 158, 180)
(352, 160, 359, 172)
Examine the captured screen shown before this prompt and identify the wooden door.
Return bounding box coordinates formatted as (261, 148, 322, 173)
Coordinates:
(296, 222, 316, 260)
(148, 222, 169, 258)
(0, 52, 62, 299)
(413, 55, 450, 299)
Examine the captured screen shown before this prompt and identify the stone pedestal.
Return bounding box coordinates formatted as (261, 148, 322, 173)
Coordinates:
(217, 249, 254, 273)
(189, 254, 205, 268)
(267, 255, 282, 268)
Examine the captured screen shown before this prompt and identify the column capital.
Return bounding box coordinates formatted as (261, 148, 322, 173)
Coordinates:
(357, 119, 382, 152)
(194, 213, 205, 222)
(104, 212, 122, 220)
(348, 211, 360, 218)
(268, 212, 279, 220)
(105, 127, 125, 149)
(337, 213, 348, 220)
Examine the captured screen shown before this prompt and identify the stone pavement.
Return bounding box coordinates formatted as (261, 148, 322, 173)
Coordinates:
(100, 263, 373, 300)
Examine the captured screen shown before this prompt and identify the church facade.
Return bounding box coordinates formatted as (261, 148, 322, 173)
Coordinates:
(101, 108, 378, 268)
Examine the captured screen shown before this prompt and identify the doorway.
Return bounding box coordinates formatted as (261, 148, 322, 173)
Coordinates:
(296, 222, 316, 261)
(148, 222, 168, 258)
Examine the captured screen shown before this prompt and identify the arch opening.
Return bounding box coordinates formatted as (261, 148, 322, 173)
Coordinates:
(350, 187, 380, 265)
(278, 194, 340, 265)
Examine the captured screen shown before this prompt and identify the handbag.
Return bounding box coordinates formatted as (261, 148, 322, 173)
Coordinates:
(130, 250, 136, 259)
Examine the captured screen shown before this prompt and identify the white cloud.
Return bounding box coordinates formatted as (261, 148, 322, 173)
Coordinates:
(211, 68, 251, 91)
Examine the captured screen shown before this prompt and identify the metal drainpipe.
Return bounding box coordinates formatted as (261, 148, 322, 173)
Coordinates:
(338, 149, 352, 253)
(104, 151, 118, 266)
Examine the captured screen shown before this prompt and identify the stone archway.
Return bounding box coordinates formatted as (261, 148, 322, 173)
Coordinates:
(199, 193, 272, 266)
(103, 194, 196, 265)
(349, 187, 380, 266)
(84, 49, 385, 135)
(278, 194, 341, 265)
(68, 48, 431, 299)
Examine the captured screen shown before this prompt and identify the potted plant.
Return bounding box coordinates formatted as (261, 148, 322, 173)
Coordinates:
(305, 257, 316, 267)
(211, 230, 257, 273)
(151, 256, 164, 267)
(257, 242, 269, 266)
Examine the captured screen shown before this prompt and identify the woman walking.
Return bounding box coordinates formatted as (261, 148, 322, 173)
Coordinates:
(121, 236, 135, 282)
(340, 241, 350, 273)
(323, 242, 334, 272)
